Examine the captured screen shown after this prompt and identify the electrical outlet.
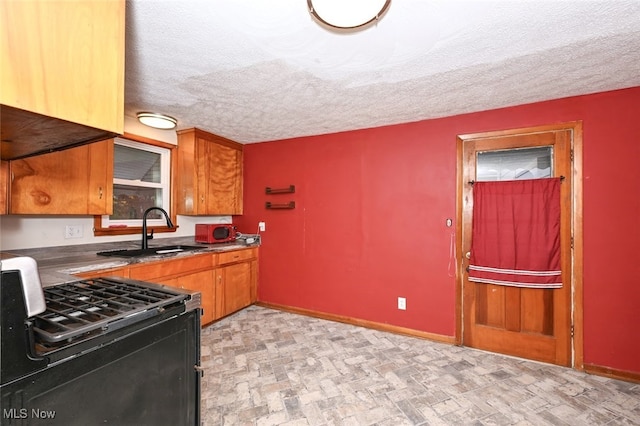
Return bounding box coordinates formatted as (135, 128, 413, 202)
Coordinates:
(398, 297, 406, 310)
(64, 225, 83, 239)
(258, 221, 266, 232)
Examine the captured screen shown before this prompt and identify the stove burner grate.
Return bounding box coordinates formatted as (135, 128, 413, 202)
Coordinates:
(31, 277, 187, 344)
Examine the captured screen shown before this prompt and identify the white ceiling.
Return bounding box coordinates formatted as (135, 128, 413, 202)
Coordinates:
(124, 0, 640, 143)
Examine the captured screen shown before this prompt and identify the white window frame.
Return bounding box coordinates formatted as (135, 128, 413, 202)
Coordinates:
(101, 137, 171, 229)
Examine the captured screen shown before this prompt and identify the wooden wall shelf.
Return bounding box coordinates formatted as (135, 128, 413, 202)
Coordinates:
(265, 185, 295, 194)
(265, 201, 295, 209)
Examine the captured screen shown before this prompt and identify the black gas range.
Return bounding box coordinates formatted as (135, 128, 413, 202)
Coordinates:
(1, 256, 202, 425)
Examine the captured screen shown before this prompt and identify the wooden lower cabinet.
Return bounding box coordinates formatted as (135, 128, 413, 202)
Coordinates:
(175, 269, 215, 325)
(214, 248, 258, 320)
(131, 269, 216, 325)
(74, 247, 258, 326)
(216, 262, 251, 318)
(128, 253, 217, 325)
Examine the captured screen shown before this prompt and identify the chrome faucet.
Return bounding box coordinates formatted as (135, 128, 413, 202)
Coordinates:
(142, 207, 174, 250)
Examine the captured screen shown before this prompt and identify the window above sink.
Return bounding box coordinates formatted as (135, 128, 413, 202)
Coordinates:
(94, 133, 178, 237)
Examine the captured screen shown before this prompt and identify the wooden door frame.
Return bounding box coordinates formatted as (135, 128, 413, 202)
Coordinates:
(455, 121, 584, 369)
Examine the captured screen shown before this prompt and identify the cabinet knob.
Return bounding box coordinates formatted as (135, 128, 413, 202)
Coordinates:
(99, 186, 103, 199)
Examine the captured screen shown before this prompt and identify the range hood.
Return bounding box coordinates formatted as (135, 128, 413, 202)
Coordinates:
(1, 105, 118, 160)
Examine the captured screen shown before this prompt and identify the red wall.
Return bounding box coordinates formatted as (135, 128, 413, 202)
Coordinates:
(235, 87, 640, 374)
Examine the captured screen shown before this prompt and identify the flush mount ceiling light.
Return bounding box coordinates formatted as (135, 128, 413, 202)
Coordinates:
(136, 112, 177, 130)
(308, 0, 391, 30)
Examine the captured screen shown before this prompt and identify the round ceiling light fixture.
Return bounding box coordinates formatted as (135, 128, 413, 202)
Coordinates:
(308, 0, 391, 30)
(136, 112, 177, 130)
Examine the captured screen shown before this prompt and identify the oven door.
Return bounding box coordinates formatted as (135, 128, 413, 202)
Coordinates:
(1, 309, 200, 426)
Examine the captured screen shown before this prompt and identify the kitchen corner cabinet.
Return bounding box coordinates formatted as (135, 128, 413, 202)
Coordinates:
(9, 140, 113, 215)
(175, 128, 243, 215)
(1, 0, 125, 134)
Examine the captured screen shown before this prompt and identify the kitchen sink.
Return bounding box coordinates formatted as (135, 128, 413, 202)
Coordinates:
(96, 245, 203, 258)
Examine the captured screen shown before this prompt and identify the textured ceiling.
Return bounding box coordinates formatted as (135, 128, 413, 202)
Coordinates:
(124, 0, 640, 143)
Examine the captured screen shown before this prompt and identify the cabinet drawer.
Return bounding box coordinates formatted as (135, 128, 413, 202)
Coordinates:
(130, 253, 213, 281)
(77, 267, 129, 280)
(217, 248, 257, 265)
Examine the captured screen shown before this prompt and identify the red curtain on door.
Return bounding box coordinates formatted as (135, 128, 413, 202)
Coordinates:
(468, 178, 562, 288)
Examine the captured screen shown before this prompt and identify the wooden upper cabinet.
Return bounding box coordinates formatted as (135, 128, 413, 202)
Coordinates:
(10, 140, 114, 215)
(0, 1, 125, 159)
(0, 161, 8, 214)
(1, 0, 125, 132)
(175, 128, 243, 215)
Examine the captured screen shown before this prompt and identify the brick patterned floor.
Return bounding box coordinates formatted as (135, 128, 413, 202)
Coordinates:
(200, 306, 639, 425)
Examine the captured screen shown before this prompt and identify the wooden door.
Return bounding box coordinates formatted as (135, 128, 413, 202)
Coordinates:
(458, 125, 575, 366)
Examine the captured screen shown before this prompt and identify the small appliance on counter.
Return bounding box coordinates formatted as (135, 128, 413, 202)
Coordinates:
(1, 256, 201, 425)
(236, 233, 261, 245)
(195, 223, 237, 244)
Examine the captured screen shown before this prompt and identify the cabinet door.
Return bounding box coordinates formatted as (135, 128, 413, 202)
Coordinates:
(204, 140, 243, 215)
(10, 140, 113, 215)
(176, 128, 243, 216)
(217, 262, 252, 317)
(128, 254, 215, 326)
(194, 137, 210, 214)
(1, 0, 125, 133)
(0, 161, 8, 214)
(174, 133, 197, 215)
(178, 269, 215, 325)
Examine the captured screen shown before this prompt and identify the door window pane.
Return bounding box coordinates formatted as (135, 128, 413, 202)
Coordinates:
(476, 147, 552, 181)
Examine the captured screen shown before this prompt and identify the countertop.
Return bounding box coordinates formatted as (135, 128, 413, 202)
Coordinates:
(1, 236, 259, 287)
